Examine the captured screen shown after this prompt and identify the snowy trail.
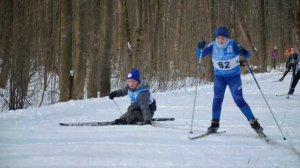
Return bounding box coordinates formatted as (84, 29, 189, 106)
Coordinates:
(0, 71, 300, 167)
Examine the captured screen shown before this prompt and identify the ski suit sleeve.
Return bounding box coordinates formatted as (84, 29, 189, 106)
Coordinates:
(196, 42, 213, 60)
(113, 86, 129, 98)
(137, 91, 153, 121)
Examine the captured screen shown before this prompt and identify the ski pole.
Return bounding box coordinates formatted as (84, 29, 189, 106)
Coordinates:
(113, 99, 123, 115)
(190, 57, 202, 134)
(246, 60, 286, 140)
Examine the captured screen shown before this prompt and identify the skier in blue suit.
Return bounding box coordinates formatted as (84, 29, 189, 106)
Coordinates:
(196, 26, 263, 134)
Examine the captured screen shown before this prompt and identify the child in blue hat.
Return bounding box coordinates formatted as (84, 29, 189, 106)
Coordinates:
(109, 68, 156, 124)
(196, 26, 264, 134)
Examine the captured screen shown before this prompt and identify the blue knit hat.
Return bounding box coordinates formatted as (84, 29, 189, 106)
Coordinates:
(214, 26, 230, 38)
(127, 68, 141, 83)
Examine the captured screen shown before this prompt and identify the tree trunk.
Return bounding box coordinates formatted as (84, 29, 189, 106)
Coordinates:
(174, 0, 183, 67)
(99, 0, 113, 97)
(73, 0, 88, 99)
(206, 0, 215, 81)
(152, 0, 161, 78)
(118, 0, 131, 81)
(259, 0, 267, 72)
(0, 0, 13, 88)
(295, 0, 300, 49)
(9, 0, 31, 110)
(59, 0, 73, 102)
(87, 0, 103, 98)
(132, 0, 144, 68)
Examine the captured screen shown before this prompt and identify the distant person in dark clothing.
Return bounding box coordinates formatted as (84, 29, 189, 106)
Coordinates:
(288, 52, 300, 95)
(279, 48, 298, 81)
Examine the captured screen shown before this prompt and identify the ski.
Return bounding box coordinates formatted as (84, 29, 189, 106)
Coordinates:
(59, 117, 175, 126)
(276, 94, 297, 97)
(276, 94, 297, 99)
(151, 117, 175, 121)
(59, 121, 114, 126)
(188, 131, 226, 140)
(275, 94, 288, 96)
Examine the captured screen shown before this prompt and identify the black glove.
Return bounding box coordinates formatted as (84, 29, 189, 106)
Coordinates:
(197, 40, 206, 49)
(239, 47, 248, 56)
(109, 91, 117, 100)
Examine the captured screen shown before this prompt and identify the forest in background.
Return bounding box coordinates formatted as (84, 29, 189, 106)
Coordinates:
(0, 0, 300, 111)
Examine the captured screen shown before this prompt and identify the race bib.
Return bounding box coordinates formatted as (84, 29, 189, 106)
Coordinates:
(212, 56, 240, 70)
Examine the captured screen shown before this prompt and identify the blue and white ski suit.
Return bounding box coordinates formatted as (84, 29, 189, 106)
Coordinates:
(196, 39, 255, 121)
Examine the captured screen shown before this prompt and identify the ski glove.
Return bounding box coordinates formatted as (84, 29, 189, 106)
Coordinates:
(197, 40, 206, 49)
(109, 91, 117, 100)
(239, 47, 248, 56)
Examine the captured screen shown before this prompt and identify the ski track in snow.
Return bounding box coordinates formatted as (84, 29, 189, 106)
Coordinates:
(0, 71, 300, 167)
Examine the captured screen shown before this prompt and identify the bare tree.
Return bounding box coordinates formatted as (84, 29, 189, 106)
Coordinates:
(295, 0, 300, 49)
(258, 0, 268, 72)
(0, 0, 12, 89)
(99, 0, 114, 97)
(118, 0, 132, 81)
(72, 0, 88, 99)
(8, 0, 32, 110)
(174, 0, 183, 64)
(59, 0, 73, 102)
(87, 0, 103, 98)
(131, 0, 144, 68)
(204, 0, 215, 81)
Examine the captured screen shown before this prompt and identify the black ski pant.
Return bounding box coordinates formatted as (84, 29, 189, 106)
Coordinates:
(119, 104, 154, 124)
(290, 71, 300, 90)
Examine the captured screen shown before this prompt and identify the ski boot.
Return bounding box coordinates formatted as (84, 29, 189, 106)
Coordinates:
(250, 118, 263, 134)
(207, 120, 219, 133)
(288, 88, 294, 95)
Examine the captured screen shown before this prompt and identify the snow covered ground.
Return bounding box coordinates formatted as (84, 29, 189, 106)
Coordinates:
(0, 71, 299, 168)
